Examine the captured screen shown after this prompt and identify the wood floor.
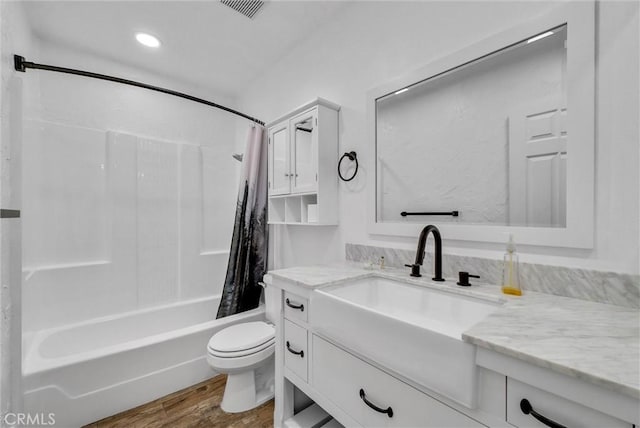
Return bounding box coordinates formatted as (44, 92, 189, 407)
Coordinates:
(84, 375, 274, 428)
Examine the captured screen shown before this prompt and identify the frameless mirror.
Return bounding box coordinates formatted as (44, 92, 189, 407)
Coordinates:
(376, 25, 567, 228)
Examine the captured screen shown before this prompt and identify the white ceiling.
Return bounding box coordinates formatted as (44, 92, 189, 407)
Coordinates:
(23, 1, 350, 97)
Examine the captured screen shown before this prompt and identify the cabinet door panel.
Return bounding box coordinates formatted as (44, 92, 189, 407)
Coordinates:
(312, 335, 484, 428)
(507, 378, 631, 428)
(284, 319, 308, 382)
(269, 122, 290, 195)
(291, 109, 318, 194)
(284, 291, 308, 323)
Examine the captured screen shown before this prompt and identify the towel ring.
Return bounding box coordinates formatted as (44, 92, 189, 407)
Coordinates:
(338, 151, 358, 182)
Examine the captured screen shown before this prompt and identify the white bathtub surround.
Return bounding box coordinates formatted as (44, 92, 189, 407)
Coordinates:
(346, 243, 640, 309)
(264, 264, 640, 399)
(22, 296, 265, 428)
(22, 122, 235, 331)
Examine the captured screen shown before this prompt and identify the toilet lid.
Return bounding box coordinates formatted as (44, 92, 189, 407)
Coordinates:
(208, 321, 275, 353)
(208, 337, 274, 359)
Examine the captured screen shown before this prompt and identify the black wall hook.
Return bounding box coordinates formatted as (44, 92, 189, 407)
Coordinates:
(338, 151, 358, 181)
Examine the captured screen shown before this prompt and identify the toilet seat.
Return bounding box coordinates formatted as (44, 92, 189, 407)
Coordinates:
(208, 337, 275, 358)
(207, 321, 275, 372)
(207, 321, 275, 358)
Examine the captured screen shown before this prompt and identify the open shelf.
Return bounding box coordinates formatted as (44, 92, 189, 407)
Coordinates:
(269, 198, 286, 223)
(301, 194, 318, 223)
(285, 197, 302, 223)
(268, 193, 336, 226)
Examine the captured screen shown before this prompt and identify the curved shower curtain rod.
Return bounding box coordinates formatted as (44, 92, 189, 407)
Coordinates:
(14, 55, 265, 126)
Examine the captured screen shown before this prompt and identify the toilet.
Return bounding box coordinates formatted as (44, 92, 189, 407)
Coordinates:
(206, 320, 275, 413)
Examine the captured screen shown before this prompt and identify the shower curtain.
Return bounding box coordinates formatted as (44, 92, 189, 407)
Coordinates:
(216, 125, 268, 318)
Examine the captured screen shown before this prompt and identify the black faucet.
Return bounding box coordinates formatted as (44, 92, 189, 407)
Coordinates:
(405, 225, 445, 281)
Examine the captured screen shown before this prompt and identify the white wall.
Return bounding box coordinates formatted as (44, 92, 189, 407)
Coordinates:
(238, 1, 639, 274)
(20, 38, 247, 332)
(1, 0, 34, 417)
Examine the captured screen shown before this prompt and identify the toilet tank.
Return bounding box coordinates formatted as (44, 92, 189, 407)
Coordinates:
(263, 282, 278, 323)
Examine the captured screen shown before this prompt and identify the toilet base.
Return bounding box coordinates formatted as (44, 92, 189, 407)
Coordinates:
(220, 357, 274, 413)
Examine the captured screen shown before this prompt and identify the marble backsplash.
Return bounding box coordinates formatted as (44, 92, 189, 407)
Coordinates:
(345, 243, 640, 309)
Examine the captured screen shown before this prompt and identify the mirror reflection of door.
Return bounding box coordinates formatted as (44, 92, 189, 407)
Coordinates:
(270, 124, 290, 195)
(374, 25, 569, 227)
(292, 114, 316, 193)
(508, 100, 567, 227)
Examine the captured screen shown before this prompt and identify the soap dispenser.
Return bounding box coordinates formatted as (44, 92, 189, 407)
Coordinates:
(501, 234, 522, 296)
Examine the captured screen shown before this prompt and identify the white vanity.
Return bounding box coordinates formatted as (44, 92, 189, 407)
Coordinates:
(264, 266, 640, 428)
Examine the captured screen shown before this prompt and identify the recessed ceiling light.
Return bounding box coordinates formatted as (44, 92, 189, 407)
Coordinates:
(135, 33, 161, 48)
(527, 31, 554, 44)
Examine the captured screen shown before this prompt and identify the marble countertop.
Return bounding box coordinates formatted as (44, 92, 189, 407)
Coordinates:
(265, 263, 640, 399)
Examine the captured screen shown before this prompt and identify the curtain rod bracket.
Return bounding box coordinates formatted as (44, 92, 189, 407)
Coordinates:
(14, 55, 27, 72)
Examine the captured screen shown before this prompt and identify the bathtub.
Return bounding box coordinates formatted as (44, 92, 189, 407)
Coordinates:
(22, 296, 265, 428)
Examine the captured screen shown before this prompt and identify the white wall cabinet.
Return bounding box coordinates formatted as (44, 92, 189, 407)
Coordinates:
(267, 98, 339, 225)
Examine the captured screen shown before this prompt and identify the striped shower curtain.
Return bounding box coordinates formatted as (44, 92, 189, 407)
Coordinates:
(216, 125, 268, 318)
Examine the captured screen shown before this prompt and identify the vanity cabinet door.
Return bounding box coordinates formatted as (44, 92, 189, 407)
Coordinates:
(268, 121, 290, 196)
(312, 335, 484, 428)
(507, 379, 631, 428)
(290, 109, 318, 194)
(283, 291, 308, 324)
(284, 319, 308, 382)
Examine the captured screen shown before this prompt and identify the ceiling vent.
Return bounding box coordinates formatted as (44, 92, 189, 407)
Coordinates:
(220, 0, 265, 19)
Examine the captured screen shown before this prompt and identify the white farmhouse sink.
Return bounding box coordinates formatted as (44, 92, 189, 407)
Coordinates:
(310, 276, 501, 408)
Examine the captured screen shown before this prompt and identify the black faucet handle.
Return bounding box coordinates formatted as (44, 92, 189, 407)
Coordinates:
(405, 263, 422, 278)
(457, 271, 479, 287)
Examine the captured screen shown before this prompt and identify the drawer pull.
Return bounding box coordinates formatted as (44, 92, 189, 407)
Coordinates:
(285, 298, 304, 311)
(520, 399, 567, 428)
(286, 341, 304, 358)
(359, 388, 393, 418)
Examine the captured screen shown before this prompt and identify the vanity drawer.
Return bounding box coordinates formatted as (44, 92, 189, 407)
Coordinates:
(284, 319, 308, 382)
(312, 335, 483, 428)
(507, 378, 631, 428)
(284, 291, 308, 323)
